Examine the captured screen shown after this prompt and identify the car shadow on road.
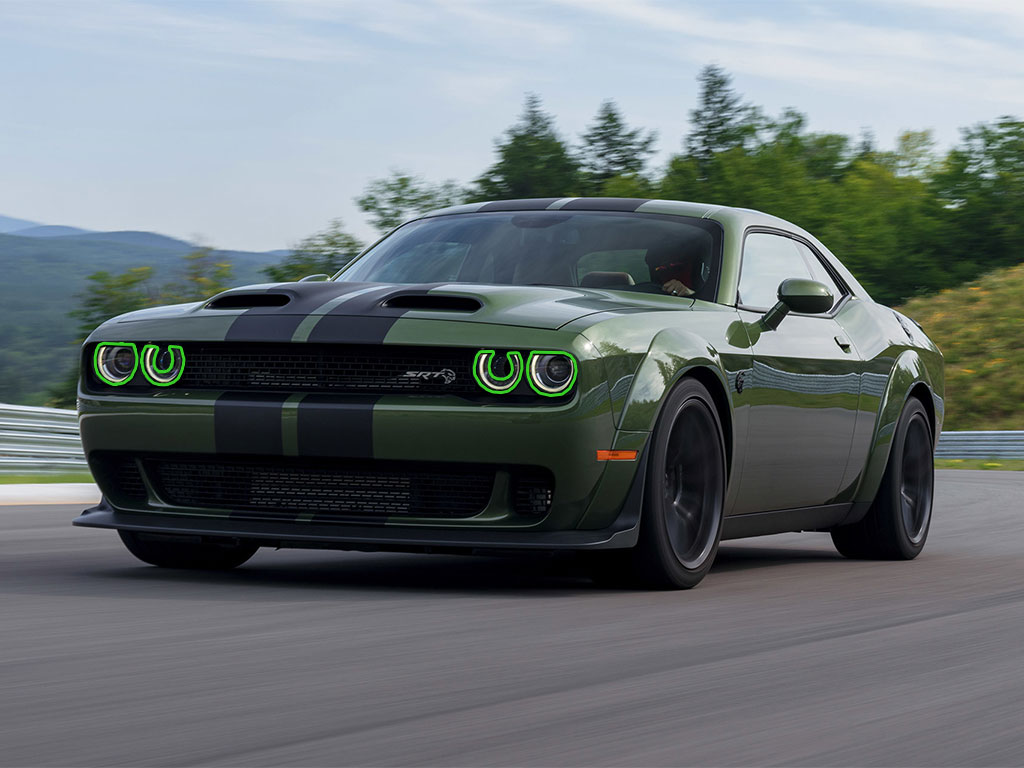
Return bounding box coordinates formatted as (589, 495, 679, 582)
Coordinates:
(71, 538, 848, 598)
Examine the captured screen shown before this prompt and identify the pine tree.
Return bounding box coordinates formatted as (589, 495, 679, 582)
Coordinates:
(475, 94, 580, 199)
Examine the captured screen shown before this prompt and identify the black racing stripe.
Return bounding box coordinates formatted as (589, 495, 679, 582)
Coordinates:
(477, 198, 563, 212)
(560, 198, 649, 212)
(225, 313, 307, 342)
(305, 316, 402, 344)
(214, 393, 287, 455)
(305, 283, 449, 344)
(224, 282, 377, 342)
(297, 395, 379, 458)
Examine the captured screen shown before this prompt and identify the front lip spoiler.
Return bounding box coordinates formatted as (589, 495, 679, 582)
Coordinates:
(73, 497, 640, 552)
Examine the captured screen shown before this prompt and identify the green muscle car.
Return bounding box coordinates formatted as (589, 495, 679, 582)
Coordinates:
(75, 198, 943, 589)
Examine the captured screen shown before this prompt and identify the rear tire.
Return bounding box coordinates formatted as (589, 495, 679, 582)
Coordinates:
(831, 397, 933, 560)
(119, 530, 258, 570)
(613, 378, 727, 589)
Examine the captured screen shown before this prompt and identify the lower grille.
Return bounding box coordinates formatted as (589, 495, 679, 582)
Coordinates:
(91, 455, 147, 503)
(147, 456, 496, 520)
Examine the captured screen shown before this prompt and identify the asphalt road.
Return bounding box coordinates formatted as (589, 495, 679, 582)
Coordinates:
(2, 470, 1023, 767)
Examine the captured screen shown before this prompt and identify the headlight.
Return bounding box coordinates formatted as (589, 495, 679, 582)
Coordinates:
(473, 349, 523, 394)
(141, 344, 186, 386)
(93, 343, 138, 386)
(527, 351, 577, 396)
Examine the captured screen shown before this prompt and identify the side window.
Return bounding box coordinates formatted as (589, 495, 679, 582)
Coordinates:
(576, 249, 648, 288)
(738, 233, 812, 309)
(795, 242, 845, 311)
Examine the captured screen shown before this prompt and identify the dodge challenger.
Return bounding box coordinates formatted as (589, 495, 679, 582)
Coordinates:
(75, 197, 943, 588)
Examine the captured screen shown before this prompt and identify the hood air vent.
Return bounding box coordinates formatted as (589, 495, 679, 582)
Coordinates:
(382, 294, 482, 312)
(206, 293, 291, 310)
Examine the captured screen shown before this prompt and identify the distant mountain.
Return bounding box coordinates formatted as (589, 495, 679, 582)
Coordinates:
(0, 214, 41, 233)
(12, 225, 94, 238)
(52, 230, 196, 250)
(0, 230, 285, 406)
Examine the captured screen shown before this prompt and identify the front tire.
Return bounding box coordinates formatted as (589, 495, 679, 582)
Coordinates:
(627, 378, 727, 589)
(831, 397, 934, 560)
(119, 530, 258, 570)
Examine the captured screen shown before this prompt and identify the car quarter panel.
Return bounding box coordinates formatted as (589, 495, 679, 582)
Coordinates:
(829, 298, 944, 508)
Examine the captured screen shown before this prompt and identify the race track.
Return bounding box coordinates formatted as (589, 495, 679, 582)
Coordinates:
(2, 470, 1023, 766)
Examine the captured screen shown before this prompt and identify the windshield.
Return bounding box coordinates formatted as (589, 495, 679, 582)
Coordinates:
(337, 211, 723, 302)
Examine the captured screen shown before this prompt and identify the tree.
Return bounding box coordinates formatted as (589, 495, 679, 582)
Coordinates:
(475, 94, 580, 199)
(48, 267, 158, 407)
(356, 172, 466, 234)
(263, 219, 366, 282)
(160, 248, 233, 303)
(685, 65, 762, 177)
(70, 267, 157, 339)
(578, 100, 656, 195)
(931, 118, 1024, 275)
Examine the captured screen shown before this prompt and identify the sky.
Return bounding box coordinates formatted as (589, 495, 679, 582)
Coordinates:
(1, 0, 1023, 252)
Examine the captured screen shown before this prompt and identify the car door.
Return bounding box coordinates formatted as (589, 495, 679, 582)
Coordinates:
(731, 230, 861, 515)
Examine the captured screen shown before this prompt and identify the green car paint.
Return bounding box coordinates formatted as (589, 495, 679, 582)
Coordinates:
(74, 197, 943, 552)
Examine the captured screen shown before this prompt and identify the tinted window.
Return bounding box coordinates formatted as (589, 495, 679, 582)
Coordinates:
(795, 241, 845, 311)
(738, 233, 813, 309)
(338, 211, 723, 301)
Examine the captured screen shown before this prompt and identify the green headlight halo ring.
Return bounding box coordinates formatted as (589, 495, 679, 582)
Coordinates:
(526, 350, 578, 397)
(93, 342, 139, 386)
(473, 349, 523, 394)
(141, 343, 186, 386)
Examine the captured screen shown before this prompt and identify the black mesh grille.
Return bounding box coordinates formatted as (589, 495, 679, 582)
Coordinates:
(146, 455, 496, 520)
(512, 473, 554, 517)
(176, 343, 478, 396)
(91, 454, 147, 503)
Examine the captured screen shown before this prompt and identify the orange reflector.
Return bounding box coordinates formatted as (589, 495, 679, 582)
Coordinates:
(596, 450, 638, 461)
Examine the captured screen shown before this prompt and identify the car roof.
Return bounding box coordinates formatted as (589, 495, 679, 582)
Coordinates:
(416, 197, 797, 231)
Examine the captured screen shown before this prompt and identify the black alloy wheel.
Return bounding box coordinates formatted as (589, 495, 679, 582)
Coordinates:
(630, 378, 727, 589)
(831, 397, 934, 560)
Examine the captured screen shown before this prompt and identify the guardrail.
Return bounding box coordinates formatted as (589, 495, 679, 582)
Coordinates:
(934, 431, 1024, 460)
(0, 403, 87, 473)
(0, 403, 1022, 474)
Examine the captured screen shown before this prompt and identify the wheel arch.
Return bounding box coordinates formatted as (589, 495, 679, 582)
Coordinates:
(617, 328, 735, 479)
(853, 349, 940, 505)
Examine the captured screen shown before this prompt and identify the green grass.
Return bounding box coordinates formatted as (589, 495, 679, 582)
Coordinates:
(934, 459, 1024, 471)
(0, 472, 95, 484)
(897, 262, 1024, 431)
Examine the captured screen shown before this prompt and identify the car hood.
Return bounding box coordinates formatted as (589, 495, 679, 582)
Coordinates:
(109, 281, 690, 332)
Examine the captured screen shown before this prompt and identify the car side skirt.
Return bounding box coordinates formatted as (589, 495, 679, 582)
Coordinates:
(722, 503, 853, 540)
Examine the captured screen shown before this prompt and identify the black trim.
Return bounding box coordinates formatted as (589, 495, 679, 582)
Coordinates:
(214, 393, 287, 454)
(722, 503, 851, 540)
(74, 496, 641, 552)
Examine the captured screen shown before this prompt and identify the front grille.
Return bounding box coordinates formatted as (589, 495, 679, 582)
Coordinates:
(146, 455, 497, 520)
(177, 343, 478, 396)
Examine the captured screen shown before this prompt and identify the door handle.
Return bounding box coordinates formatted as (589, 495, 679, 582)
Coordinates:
(834, 335, 852, 353)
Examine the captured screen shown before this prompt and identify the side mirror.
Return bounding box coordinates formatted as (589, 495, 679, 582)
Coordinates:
(760, 278, 834, 330)
(298, 274, 330, 282)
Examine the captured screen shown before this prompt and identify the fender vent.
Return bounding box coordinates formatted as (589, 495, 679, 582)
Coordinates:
(382, 294, 482, 312)
(207, 293, 291, 309)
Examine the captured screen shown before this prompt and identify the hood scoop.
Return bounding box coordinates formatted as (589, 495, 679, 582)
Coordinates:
(381, 294, 482, 312)
(206, 293, 291, 310)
